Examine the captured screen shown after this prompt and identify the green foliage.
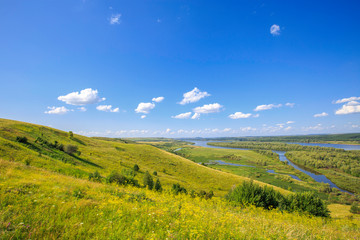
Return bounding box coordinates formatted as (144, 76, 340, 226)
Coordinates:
(68, 131, 73, 138)
(227, 181, 329, 217)
(154, 178, 162, 192)
(172, 183, 187, 195)
(16, 136, 28, 144)
(73, 188, 85, 199)
(24, 158, 31, 166)
(133, 164, 140, 172)
(226, 181, 283, 210)
(153, 171, 157, 176)
(285, 192, 330, 217)
(88, 171, 102, 182)
(143, 171, 154, 190)
(107, 171, 139, 187)
(64, 144, 78, 155)
(350, 202, 360, 214)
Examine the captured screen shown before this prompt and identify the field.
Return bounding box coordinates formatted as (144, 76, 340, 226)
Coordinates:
(1, 119, 360, 239)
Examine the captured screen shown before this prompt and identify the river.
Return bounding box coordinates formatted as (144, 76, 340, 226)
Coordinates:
(187, 140, 353, 194)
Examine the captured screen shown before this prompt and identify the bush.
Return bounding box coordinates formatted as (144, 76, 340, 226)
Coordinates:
(153, 171, 157, 176)
(68, 131, 73, 138)
(285, 192, 330, 217)
(133, 164, 140, 172)
(226, 181, 283, 210)
(24, 158, 32, 166)
(64, 145, 78, 155)
(172, 183, 187, 195)
(107, 171, 127, 185)
(73, 188, 85, 199)
(154, 178, 162, 192)
(16, 136, 28, 144)
(350, 202, 360, 214)
(143, 171, 153, 190)
(89, 171, 102, 182)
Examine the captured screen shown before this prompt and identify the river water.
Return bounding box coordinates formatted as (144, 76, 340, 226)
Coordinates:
(187, 140, 353, 194)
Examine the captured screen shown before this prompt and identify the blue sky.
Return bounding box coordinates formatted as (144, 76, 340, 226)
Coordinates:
(1, 0, 359, 137)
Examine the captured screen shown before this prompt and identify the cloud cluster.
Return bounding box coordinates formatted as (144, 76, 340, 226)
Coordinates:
(334, 96, 360, 104)
(228, 112, 253, 119)
(270, 24, 280, 36)
(179, 87, 210, 105)
(135, 102, 155, 114)
(96, 105, 119, 113)
(254, 103, 282, 111)
(193, 103, 223, 114)
(172, 112, 192, 119)
(58, 88, 105, 106)
(152, 96, 164, 103)
(335, 101, 360, 115)
(45, 106, 71, 115)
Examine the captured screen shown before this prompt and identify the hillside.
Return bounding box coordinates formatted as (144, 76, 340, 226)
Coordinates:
(0, 118, 286, 196)
(1, 119, 360, 239)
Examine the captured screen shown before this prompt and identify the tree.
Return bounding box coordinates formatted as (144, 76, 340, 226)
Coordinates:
(143, 171, 153, 190)
(133, 164, 140, 172)
(64, 144, 78, 155)
(68, 131, 73, 138)
(154, 178, 162, 192)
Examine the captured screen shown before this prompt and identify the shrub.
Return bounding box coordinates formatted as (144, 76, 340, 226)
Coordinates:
(154, 178, 162, 192)
(68, 131, 73, 138)
(172, 183, 187, 195)
(16, 136, 28, 144)
(133, 164, 140, 172)
(64, 145, 78, 155)
(206, 190, 214, 199)
(73, 188, 85, 199)
(285, 192, 330, 217)
(226, 181, 283, 210)
(350, 202, 360, 214)
(153, 171, 157, 176)
(107, 171, 128, 185)
(89, 171, 102, 182)
(143, 171, 154, 190)
(24, 158, 32, 166)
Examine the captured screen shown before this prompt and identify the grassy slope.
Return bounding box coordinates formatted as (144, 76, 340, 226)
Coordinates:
(1, 159, 360, 239)
(0, 118, 287, 196)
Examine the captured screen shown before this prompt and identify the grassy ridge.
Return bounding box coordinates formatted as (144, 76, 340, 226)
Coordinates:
(1, 159, 360, 239)
(0, 118, 286, 196)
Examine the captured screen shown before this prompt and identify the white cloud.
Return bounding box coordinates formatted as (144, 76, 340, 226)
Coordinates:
(78, 107, 87, 112)
(172, 112, 192, 119)
(141, 115, 146, 119)
(228, 112, 252, 119)
(284, 126, 292, 131)
(285, 102, 295, 107)
(165, 128, 171, 133)
(110, 14, 121, 25)
(286, 121, 295, 124)
(96, 105, 119, 112)
(45, 106, 71, 115)
(191, 113, 200, 119)
(334, 96, 360, 104)
(335, 101, 360, 115)
(135, 102, 155, 114)
(254, 103, 282, 111)
(193, 103, 223, 114)
(223, 128, 231, 132)
(270, 24, 280, 36)
(253, 113, 260, 118)
(152, 96, 164, 103)
(179, 87, 210, 105)
(58, 88, 105, 106)
(240, 127, 257, 132)
(314, 112, 328, 118)
(303, 124, 323, 131)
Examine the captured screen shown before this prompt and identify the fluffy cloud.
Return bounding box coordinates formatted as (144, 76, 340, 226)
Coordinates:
(179, 87, 210, 105)
(193, 103, 223, 114)
(285, 102, 295, 107)
(141, 115, 146, 119)
(135, 102, 155, 114)
(314, 112, 328, 117)
(286, 121, 295, 124)
(96, 105, 119, 112)
(228, 112, 252, 119)
(270, 24, 280, 36)
(152, 96, 164, 103)
(335, 101, 360, 115)
(191, 113, 200, 119)
(334, 96, 360, 104)
(110, 14, 121, 24)
(45, 106, 71, 115)
(254, 103, 282, 111)
(58, 88, 105, 106)
(172, 112, 192, 119)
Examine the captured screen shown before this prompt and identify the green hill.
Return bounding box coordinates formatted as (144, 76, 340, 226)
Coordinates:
(0, 118, 359, 239)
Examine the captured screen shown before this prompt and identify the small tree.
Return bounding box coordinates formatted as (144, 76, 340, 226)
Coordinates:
(133, 164, 140, 172)
(143, 171, 153, 190)
(64, 144, 78, 155)
(16, 136, 28, 144)
(154, 178, 162, 192)
(172, 183, 187, 195)
(153, 171, 157, 176)
(68, 131, 73, 138)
